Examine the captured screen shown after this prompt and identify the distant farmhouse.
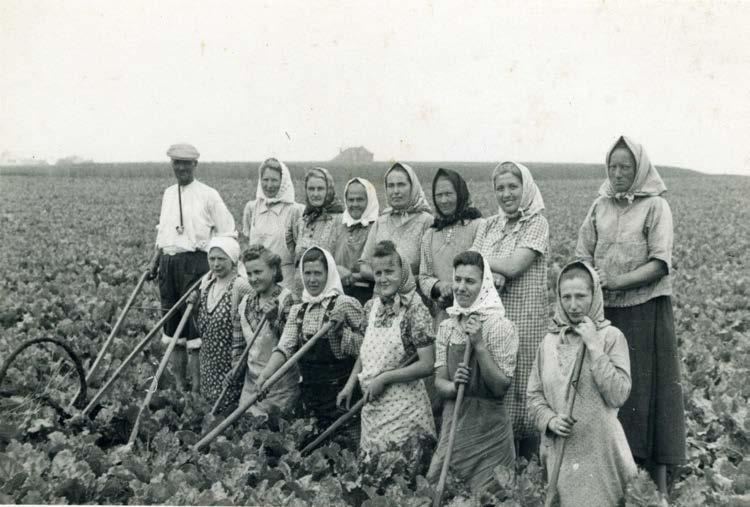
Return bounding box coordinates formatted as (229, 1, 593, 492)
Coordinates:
(0, 151, 48, 166)
(331, 146, 374, 164)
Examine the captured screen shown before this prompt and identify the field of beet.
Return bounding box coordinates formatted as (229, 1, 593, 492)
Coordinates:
(0, 162, 748, 506)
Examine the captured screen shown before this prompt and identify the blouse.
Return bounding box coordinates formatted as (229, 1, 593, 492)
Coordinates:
(418, 219, 482, 298)
(362, 293, 435, 357)
(360, 212, 434, 275)
(242, 200, 303, 268)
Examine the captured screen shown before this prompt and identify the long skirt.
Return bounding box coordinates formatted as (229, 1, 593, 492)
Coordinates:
(605, 296, 686, 464)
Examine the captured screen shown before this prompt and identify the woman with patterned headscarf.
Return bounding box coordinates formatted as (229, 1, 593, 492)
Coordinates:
(427, 250, 518, 495)
(337, 240, 436, 455)
(286, 167, 345, 297)
(333, 177, 379, 304)
(359, 163, 433, 279)
(419, 168, 483, 326)
(527, 261, 636, 506)
(242, 158, 304, 290)
(470, 161, 549, 459)
(575, 136, 685, 499)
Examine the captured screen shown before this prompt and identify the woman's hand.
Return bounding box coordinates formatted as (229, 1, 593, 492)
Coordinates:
(595, 267, 619, 290)
(493, 272, 506, 291)
(548, 414, 576, 437)
(364, 375, 387, 402)
(453, 363, 471, 387)
(462, 314, 483, 346)
(436, 281, 453, 300)
(577, 316, 604, 357)
(336, 382, 356, 410)
(259, 298, 278, 318)
(339, 266, 353, 286)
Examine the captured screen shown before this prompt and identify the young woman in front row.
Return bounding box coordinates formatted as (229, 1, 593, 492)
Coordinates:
(231, 244, 299, 419)
(337, 240, 436, 455)
(527, 261, 636, 507)
(427, 251, 519, 496)
(259, 246, 364, 447)
(575, 136, 686, 497)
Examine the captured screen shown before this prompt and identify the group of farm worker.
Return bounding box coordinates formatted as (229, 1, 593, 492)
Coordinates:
(147, 137, 686, 505)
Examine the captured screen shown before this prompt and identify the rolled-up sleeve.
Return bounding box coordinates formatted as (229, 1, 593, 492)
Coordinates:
(484, 317, 518, 378)
(646, 198, 673, 272)
(518, 214, 549, 254)
(335, 296, 365, 357)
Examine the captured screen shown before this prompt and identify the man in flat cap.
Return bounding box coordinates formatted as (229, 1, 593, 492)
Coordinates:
(147, 143, 237, 392)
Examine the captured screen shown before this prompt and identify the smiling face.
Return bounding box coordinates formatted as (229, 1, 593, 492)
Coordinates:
(453, 263, 483, 308)
(260, 165, 282, 198)
(559, 277, 593, 325)
(345, 181, 368, 220)
(172, 159, 197, 186)
(494, 171, 523, 216)
(208, 248, 234, 279)
(385, 168, 412, 210)
(244, 258, 275, 294)
(434, 176, 458, 216)
(372, 253, 402, 299)
(302, 258, 328, 297)
(306, 175, 327, 208)
(608, 147, 637, 194)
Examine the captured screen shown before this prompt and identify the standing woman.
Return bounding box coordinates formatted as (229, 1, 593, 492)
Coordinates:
(419, 168, 483, 326)
(359, 163, 433, 279)
(241, 158, 304, 290)
(232, 244, 299, 418)
(334, 178, 379, 305)
(470, 161, 549, 459)
(287, 167, 344, 298)
(337, 240, 436, 455)
(575, 136, 685, 496)
(195, 237, 252, 413)
(427, 251, 518, 495)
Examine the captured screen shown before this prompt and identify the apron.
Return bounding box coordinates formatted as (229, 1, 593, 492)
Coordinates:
(296, 297, 358, 429)
(358, 299, 436, 453)
(238, 288, 299, 417)
(427, 337, 516, 494)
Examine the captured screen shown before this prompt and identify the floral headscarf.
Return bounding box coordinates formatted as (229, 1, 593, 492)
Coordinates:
(492, 161, 545, 222)
(447, 252, 505, 319)
(374, 246, 417, 323)
(431, 167, 482, 231)
(255, 157, 296, 205)
(302, 167, 344, 223)
(342, 177, 380, 227)
(599, 135, 667, 202)
(550, 260, 610, 333)
(300, 246, 344, 304)
(383, 162, 432, 215)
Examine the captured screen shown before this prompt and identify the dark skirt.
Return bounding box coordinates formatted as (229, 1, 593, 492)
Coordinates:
(605, 296, 686, 465)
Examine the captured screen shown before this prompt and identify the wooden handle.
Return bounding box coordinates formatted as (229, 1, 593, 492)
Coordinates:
(433, 340, 474, 507)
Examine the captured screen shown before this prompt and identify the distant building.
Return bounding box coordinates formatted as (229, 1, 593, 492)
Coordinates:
(331, 146, 374, 164)
(0, 151, 48, 166)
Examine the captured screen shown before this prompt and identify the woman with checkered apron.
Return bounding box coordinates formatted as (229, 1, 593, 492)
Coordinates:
(471, 161, 549, 459)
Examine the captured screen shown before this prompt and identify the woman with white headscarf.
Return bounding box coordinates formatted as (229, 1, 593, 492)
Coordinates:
(242, 158, 304, 290)
(470, 161, 549, 459)
(359, 163, 433, 279)
(334, 177, 379, 304)
(195, 237, 252, 412)
(427, 250, 519, 495)
(575, 136, 685, 498)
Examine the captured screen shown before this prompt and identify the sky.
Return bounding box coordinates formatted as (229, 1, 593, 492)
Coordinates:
(1, 0, 749, 174)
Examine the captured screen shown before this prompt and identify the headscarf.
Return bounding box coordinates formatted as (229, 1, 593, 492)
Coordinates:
(203, 236, 244, 286)
(382, 162, 432, 215)
(492, 161, 545, 222)
(342, 177, 380, 227)
(300, 246, 344, 304)
(431, 167, 482, 231)
(599, 135, 667, 202)
(255, 157, 296, 205)
(302, 167, 344, 223)
(374, 247, 417, 320)
(447, 252, 506, 318)
(549, 260, 610, 334)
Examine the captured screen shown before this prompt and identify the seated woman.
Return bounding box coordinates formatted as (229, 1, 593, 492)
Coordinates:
(527, 261, 636, 507)
(427, 251, 518, 495)
(419, 168, 482, 327)
(259, 246, 364, 445)
(359, 162, 433, 279)
(286, 167, 344, 298)
(195, 237, 252, 413)
(337, 240, 436, 455)
(232, 244, 299, 419)
(334, 178, 379, 305)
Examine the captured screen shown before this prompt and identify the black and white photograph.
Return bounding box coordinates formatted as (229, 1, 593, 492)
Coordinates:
(1, 1, 748, 506)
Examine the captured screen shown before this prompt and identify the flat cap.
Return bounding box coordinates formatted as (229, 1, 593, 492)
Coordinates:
(166, 143, 200, 161)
